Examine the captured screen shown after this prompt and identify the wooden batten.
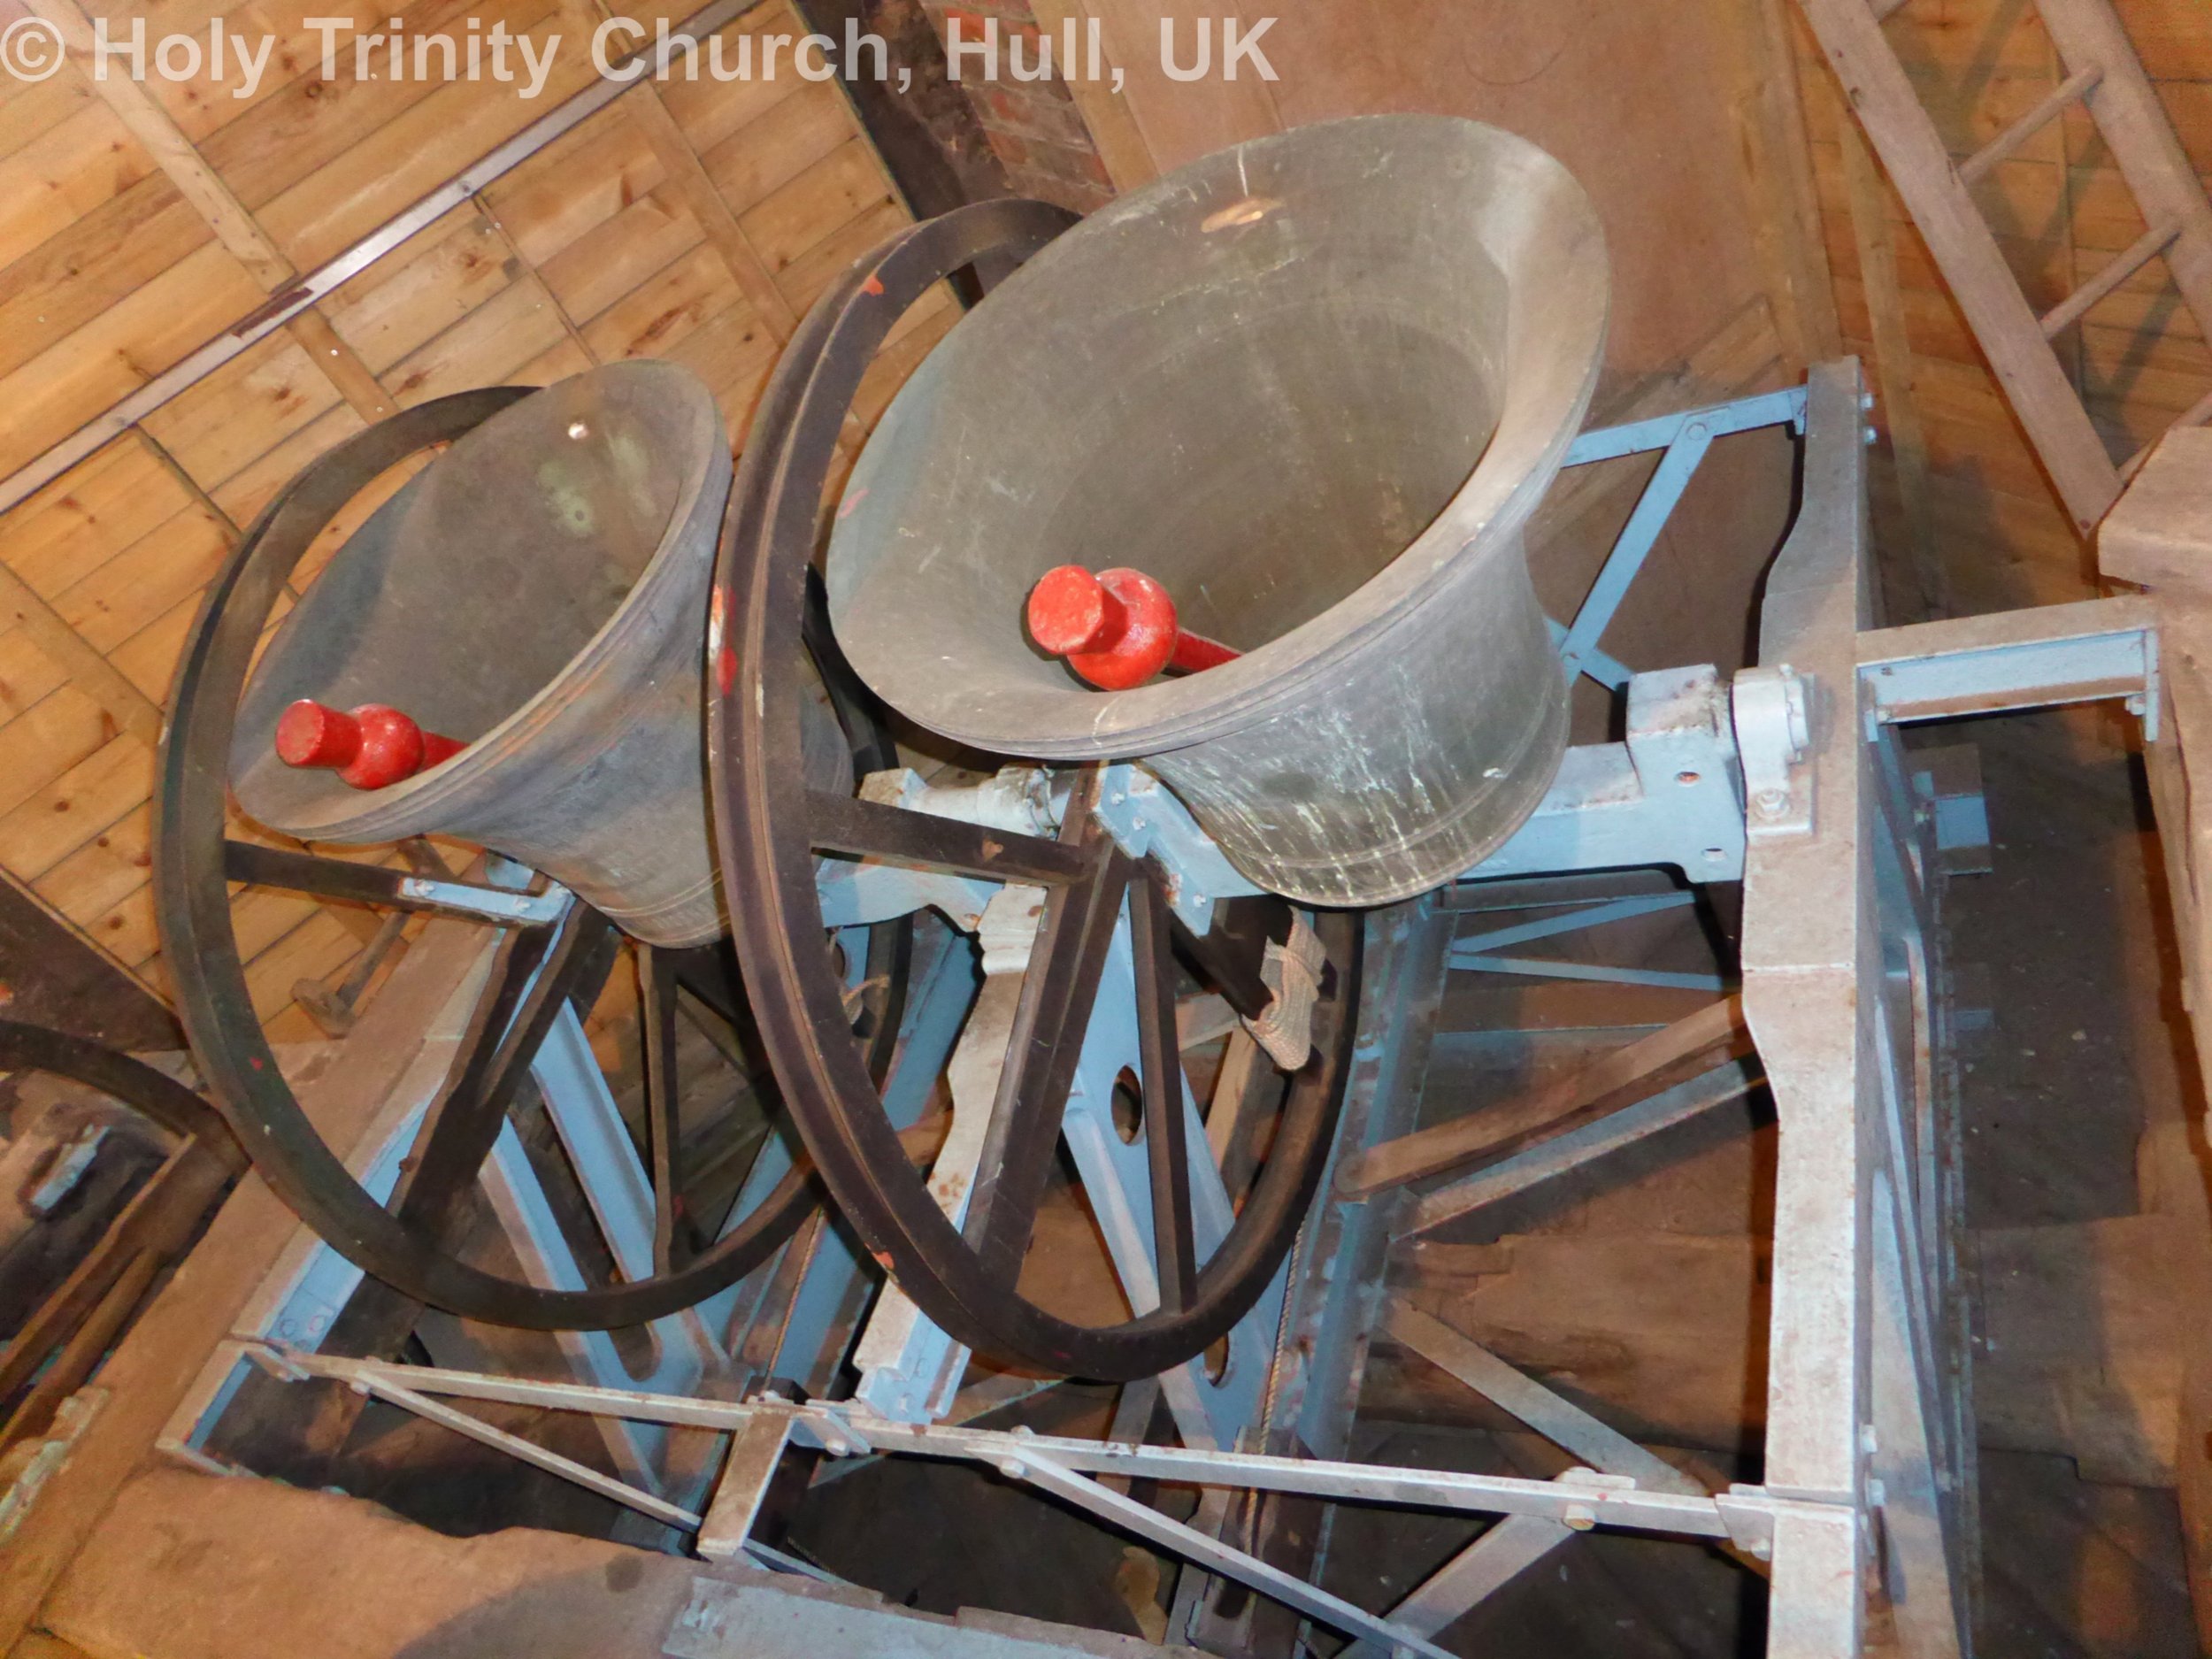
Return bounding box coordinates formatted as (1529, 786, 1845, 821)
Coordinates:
(0, 0, 937, 1036)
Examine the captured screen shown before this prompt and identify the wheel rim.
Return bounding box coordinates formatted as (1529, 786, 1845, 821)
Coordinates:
(155, 389, 902, 1331)
(708, 200, 1364, 1381)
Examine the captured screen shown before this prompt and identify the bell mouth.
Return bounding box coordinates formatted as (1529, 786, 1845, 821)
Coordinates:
(826, 113, 1608, 760)
(230, 361, 726, 844)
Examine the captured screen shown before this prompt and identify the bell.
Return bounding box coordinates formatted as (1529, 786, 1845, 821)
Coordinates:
(825, 115, 1609, 906)
(227, 361, 737, 946)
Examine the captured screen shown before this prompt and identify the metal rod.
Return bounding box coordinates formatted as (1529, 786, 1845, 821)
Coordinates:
(247, 1345, 1734, 1537)
(1384, 1306, 1701, 1496)
(1558, 423, 1717, 682)
(1449, 890, 1695, 957)
(1958, 64, 2102, 185)
(350, 1371, 704, 1531)
(1447, 958, 1729, 991)
(1003, 1454, 1458, 1659)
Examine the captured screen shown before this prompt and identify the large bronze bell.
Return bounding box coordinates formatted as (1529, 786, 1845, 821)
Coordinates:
(826, 115, 1609, 905)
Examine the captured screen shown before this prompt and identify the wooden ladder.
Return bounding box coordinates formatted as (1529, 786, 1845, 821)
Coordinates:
(1796, 0, 2212, 533)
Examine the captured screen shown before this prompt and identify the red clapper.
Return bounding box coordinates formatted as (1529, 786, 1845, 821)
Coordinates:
(275, 699, 465, 790)
(1025, 565, 1240, 690)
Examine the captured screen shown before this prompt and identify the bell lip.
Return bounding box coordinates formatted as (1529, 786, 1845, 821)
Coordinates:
(1207, 677, 1571, 908)
(830, 112, 1610, 760)
(237, 360, 731, 845)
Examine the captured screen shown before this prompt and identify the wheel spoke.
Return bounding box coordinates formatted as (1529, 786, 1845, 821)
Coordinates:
(807, 793, 1089, 886)
(639, 945, 687, 1276)
(224, 840, 568, 926)
(964, 826, 1127, 1285)
(1133, 877, 1198, 1314)
(1172, 895, 1294, 1023)
(388, 902, 611, 1237)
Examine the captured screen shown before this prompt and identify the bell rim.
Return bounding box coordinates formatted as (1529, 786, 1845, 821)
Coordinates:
(829, 112, 1610, 759)
(232, 359, 731, 847)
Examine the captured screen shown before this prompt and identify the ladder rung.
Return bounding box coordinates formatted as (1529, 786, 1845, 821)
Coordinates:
(1958, 65, 2103, 186)
(1872, 0, 1910, 19)
(2122, 385, 2212, 482)
(2040, 220, 2179, 338)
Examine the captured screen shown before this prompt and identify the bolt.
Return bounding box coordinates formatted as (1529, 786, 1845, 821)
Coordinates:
(1563, 1502, 1597, 1532)
(1861, 390, 1876, 412)
(1754, 787, 1790, 818)
(1676, 770, 1701, 787)
(999, 1458, 1030, 1479)
(1863, 424, 1879, 446)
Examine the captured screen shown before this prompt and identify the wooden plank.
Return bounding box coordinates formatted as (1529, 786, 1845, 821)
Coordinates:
(382, 273, 572, 406)
(2033, 0, 2212, 352)
(579, 241, 743, 362)
(657, 297, 777, 417)
(0, 440, 189, 601)
(199, 0, 557, 214)
(699, 76, 855, 214)
(535, 184, 704, 327)
(209, 403, 368, 528)
(1838, 118, 1947, 614)
(0, 241, 267, 480)
(23, 0, 291, 287)
(736, 136, 893, 276)
(141, 334, 348, 494)
(478, 104, 664, 269)
(623, 82, 800, 336)
(0, 626, 67, 724)
(51, 506, 229, 656)
(0, 583, 161, 749)
(110, 593, 210, 704)
(1334, 997, 1750, 1199)
(2101, 426, 2212, 592)
(285, 309, 399, 424)
(0, 732, 155, 883)
(0, 175, 211, 388)
(34, 795, 153, 936)
(0, 99, 157, 275)
(1709, 0, 1843, 371)
(2137, 621, 2212, 1653)
(654, 3, 811, 153)
(0, 70, 94, 165)
(1794, 0, 2124, 531)
(254, 7, 598, 269)
(772, 195, 906, 314)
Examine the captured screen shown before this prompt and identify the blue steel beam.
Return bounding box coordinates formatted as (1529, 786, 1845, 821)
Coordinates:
(1448, 890, 1696, 960)
(1449, 957, 1730, 992)
(1551, 387, 1809, 690)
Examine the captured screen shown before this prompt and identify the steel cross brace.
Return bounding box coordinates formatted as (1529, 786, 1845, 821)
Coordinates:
(1552, 386, 1812, 691)
(234, 1340, 1800, 1659)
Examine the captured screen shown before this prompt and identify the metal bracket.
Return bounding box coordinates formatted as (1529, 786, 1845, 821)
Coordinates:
(1733, 664, 1814, 837)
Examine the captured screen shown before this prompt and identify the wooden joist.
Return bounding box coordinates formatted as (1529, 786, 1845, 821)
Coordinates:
(1334, 997, 1752, 1200)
